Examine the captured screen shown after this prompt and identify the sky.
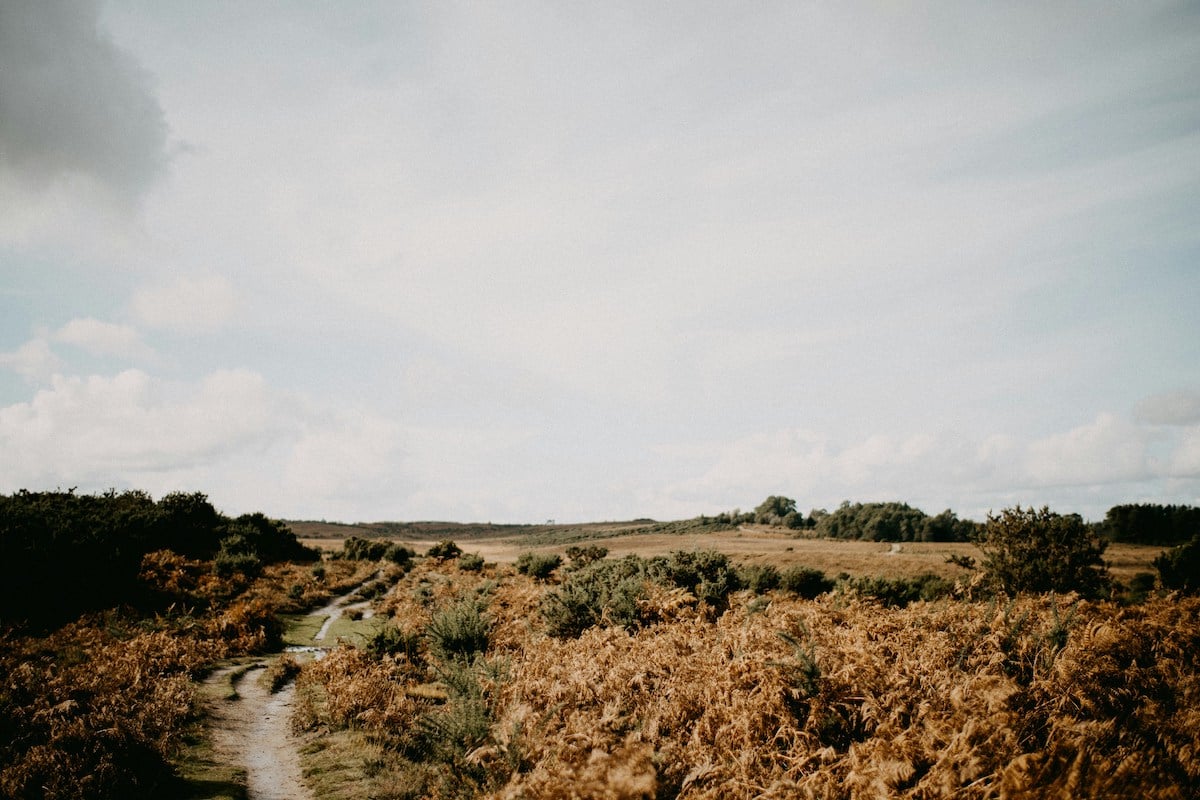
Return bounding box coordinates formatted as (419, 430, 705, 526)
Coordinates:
(1, 1, 1198, 524)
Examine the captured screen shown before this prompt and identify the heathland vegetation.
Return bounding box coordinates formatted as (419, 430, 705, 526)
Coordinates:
(1, 490, 1198, 799)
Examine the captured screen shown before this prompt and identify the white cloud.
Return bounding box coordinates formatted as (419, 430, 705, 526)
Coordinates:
(54, 317, 153, 360)
(0, 369, 287, 486)
(131, 274, 237, 332)
(0, 338, 62, 382)
(1023, 413, 1153, 487)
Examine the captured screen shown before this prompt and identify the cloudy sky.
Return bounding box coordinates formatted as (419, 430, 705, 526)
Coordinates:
(2, 1, 1198, 523)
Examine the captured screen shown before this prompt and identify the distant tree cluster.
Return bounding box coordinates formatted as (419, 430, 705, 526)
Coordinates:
(0, 489, 317, 626)
(811, 501, 978, 542)
(1100, 503, 1200, 545)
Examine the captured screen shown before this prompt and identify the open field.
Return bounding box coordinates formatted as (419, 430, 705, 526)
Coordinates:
(298, 522, 1167, 582)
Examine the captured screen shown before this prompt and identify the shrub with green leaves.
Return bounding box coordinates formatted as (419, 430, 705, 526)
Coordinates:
(666, 549, 742, 608)
(565, 544, 608, 569)
(977, 506, 1110, 597)
(385, 543, 415, 567)
(426, 600, 491, 661)
(515, 552, 562, 580)
(779, 566, 835, 598)
(739, 564, 781, 594)
(1155, 535, 1200, 593)
(841, 573, 953, 607)
(459, 552, 486, 572)
(427, 540, 462, 561)
(541, 555, 666, 638)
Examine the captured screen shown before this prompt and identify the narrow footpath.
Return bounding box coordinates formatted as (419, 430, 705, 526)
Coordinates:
(197, 579, 377, 800)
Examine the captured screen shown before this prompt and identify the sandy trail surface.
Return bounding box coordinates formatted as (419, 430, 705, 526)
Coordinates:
(200, 580, 376, 799)
(203, 665, 311, 800)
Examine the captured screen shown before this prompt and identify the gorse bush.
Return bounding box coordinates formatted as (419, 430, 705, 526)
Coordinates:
(840, 572, 954, 607)
(385, 543, 416, 567)
(515, 552, 562, 580)
(779, 566, 835, 598)
(739, 563, 781, 594)
(458, 552, 485, 572)
(426, 599, 491, 662)
(426, 540, 462, 561)
(977, 506, 1110, 597)
(564, 544, 608, 569)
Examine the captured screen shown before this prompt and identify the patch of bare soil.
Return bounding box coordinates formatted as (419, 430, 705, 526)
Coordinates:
(203, 664, 311, 800)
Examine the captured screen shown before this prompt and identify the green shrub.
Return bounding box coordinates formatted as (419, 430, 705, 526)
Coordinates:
(426, 600, 491, 661)
(342, 535, 389, 561)
(565, 545, 608, 569)
(977, 506, 1110, 597)
(841, 573, 953, 607)
(739, 564, 781, 594)
(515, 552, 562, 580)
(665, 550, 742, 609)
(367, 624, 425, 662)
(779, 566, 835, 598)
(427, 540, 462, 561)
(385, 543, 415, 567)
(1155, 535, 1200, 593)
(459, 552, 486, 572)
(541, 555, 665, 638)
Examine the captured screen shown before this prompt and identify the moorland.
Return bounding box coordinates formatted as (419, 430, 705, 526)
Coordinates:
(1, 490, 1197, 799)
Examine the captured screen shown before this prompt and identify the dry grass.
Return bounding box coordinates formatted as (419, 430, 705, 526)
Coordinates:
(291, 555, 1199, 800)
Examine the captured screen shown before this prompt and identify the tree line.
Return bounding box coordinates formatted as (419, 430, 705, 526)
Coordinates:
(0, 489, 316, 627)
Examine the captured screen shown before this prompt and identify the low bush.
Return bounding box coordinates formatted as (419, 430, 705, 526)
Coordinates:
(739, 564, 781, 594)
(427, 540, 462, 561)
(779, 566, 835, 598)
(665, 549, 742, 610)
(515, 552, 562, 580)
(426, 600, 491, 662)
(841, 573, 954, 607)
(385, 543, 416, 567)
(565, 545, 608, 569)
(1155, 535, 1200, 593)
(459, 553, 485, 572)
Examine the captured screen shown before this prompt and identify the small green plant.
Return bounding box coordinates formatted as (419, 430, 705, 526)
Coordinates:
(367, 623, 424, 663)
(385, 543, 415, 567)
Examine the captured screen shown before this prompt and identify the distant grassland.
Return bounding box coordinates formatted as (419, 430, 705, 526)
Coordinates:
(292, 520, 1165, 581)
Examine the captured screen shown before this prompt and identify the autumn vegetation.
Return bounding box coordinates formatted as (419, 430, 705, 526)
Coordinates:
(1, 490, 1198, 799)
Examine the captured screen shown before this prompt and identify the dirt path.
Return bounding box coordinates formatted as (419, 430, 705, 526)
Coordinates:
(204, 665, 311, 800)
(198, 580, 377, 800)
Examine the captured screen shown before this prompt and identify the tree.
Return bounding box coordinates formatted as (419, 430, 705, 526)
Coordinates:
(754, 495, 799, 527)
(1154, 535, 1200, 593)
(977, 506, 1110, 597)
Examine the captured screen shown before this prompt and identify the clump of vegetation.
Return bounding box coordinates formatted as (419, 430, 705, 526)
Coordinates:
(384, 543, 416, 567)
(840, 572, 955, 607)
(564, 544, 608, 569)
(778, 565, 836, 598)
(1101, 503, 1200, 544)
(339, 535, 388, 561)
(458, 552, 486, 572)
(753, 495, 809, 529)
(425, 599, 491, 662)
(977, 505, 1110, 597)
(426, 540, 462, 561)
(813, 500, 978, 542)
(739, 563, 781, 594)
(515, 552, 562, 580)
(1155, 534, 1200, 593)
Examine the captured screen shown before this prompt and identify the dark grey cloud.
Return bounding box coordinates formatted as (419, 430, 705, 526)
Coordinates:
(0, 0, 167, 199)
(1135, 390, 1200, 426)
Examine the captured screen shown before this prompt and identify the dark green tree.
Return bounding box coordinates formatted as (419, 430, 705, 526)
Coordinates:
(1154, 535, 1200, 593)
(977, 506, 1110, 597)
